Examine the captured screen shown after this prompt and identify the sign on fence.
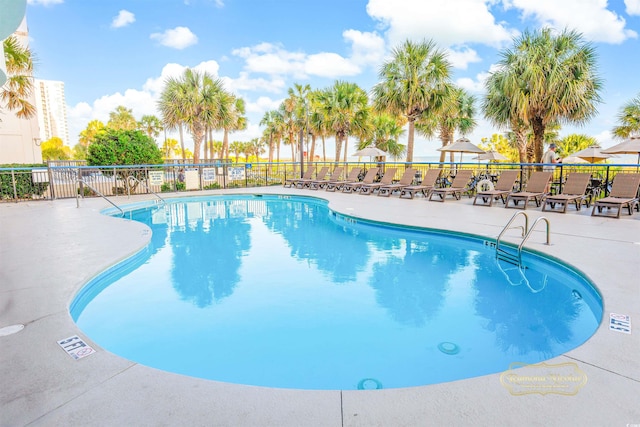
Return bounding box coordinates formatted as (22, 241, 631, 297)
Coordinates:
(228, 167, 245, 181)
(148, 171, 164, 186)
(202, 168, 216, 181)
(185, 170, 199, 190)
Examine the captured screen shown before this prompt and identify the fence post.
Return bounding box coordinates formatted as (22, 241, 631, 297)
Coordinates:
(11, 169, 17, 201)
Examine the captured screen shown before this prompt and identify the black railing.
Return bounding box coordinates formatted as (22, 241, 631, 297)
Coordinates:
(1, 160, 638, 203)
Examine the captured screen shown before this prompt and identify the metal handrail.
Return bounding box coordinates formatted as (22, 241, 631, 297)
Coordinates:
(495, 211, 528, 256)
(127, 175, 166, 205)
(519, 217, 551, 255)
(76, 179, 124, 216)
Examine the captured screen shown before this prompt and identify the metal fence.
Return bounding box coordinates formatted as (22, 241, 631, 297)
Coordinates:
(1, 160, 638, 203)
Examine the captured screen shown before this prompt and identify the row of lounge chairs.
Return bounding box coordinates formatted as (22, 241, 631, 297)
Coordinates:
(284, 166, 640, 218)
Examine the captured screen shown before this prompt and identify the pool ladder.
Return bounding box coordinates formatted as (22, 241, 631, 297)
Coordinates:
(495, 212, 550, 293)
(495, 212, 550, 267)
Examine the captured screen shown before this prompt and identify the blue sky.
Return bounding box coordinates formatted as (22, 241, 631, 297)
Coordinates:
(25, 0, 640, 159)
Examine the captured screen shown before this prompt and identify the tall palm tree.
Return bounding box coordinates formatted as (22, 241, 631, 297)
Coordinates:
(108, 105, 137, 130)
(290, 83, 311, 163)
(488, 28, 602, 163)
(158, 75, 188, 162)
(279, 94, 299, 163)
(1, 36, 36, 119)
(317, 81, 370, 162)
(611, 94, 640, 139)
(158, 68, 226, 163)
(358, 112, 406, 160)
(372, 39, 451, 162)
(260, 110, 280, 163)
(138, 115, 163, 141)
(417, 85, 477, 162)
(220, 94, 247, 160)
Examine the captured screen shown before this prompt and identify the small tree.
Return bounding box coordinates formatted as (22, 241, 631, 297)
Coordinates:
(87, 129, 163, 192)
(41, 137, 72, 161)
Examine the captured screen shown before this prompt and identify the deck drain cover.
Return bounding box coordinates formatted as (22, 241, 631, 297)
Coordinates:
(0, 324, 25, 337)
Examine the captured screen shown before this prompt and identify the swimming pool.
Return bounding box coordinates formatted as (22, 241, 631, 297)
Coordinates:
(71, 195, 602, 390)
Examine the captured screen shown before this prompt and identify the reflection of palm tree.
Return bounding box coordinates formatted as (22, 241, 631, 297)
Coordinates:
(368, 238, 468, 326)
(169, 201, 250, 307)
(261, 200, 370, 283)
(473, 254, 582, 356)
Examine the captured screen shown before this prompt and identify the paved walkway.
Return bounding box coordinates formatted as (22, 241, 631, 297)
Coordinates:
(1, 187, 639, 426)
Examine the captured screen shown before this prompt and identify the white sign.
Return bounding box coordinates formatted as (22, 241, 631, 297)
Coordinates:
(148, 171, 164, 186)
(202, 168, 216, 181)
(609, 313, 631, 334)
(185, 170, 199, 190)
(57, 335, 96, 360)
(228, 167, 245, 181)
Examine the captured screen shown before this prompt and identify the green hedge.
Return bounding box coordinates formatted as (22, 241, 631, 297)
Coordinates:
(0, 164, 50, 199)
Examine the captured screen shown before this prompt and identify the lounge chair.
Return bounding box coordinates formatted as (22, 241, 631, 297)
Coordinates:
(325, 168, 362, 192)
(309, 166, 344, 190)
(284, 168, 313, 188)
(377, 168, 417, 197)
(428, 170, 473, 202)
(591, 173, 640, 218)
(473, 170, 520, 207)
(542, 172, 592, 213)
(358, 168, 398, 195)
(399, 168, 443, 199)
(295, 166, 329, 189)
(341, 168, 379, 193)
(505, 171, 553, 209)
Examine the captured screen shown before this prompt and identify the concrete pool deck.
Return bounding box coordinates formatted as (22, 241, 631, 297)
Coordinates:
(1, 187, 639, 426)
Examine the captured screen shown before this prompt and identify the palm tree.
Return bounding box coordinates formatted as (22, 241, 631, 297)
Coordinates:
(158, 76, 188, 162)
(1, 36, 36, 119)
(138, 115, 163, 141)
(417, 85, 477, 162)
(260, 110, 281, 163)
(78, 119, 106, 147)
(220, 94, 247, 160)
(372, 39, 451, 162)
(487, 28, 602, 163)
(229, 141, 244, 163)
(158, 68, 226, 163)
(108, 106, 138, 130)
(317, 81, 370, 162)
(358, 112, 406, 160)
(611, 95, 640, 139)
(290, 83, 311, 163)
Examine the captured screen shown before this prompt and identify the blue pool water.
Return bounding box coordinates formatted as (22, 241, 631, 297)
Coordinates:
(72, 195, 602, 390)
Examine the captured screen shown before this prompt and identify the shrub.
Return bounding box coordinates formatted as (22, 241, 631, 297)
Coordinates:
(0, 164, 49, 199)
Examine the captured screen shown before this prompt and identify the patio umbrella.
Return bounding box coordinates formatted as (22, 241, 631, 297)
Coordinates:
(601, 136, 640, 164)
(571, 145, 613, 163)
(473, 150, 508, 161)
(351, 146, 389, 161)
(437, 138, 485, 163)
(561, 156, 588, 164)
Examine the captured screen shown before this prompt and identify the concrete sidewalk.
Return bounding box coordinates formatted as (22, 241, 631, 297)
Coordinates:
(1, 188, 638, 426)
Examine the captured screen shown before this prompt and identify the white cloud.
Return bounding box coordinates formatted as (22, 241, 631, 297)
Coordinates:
(446, 46, 482, 69)
(150, 26, 198, 49)
(245, 96, 282, 114)
(221, 72, 285, 94)
(506, 0, 637, 43)
(366, 0, 516, 48)
(233, 43, 307, 78)
(343, 30, 386, 67)
(111, 10, 135, 29)
(305, 52, 361, 78)
(27, 0, 63, 5)
(625, 0, 640, 15)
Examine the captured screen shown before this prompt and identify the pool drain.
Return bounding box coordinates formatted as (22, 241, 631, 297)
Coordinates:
(0, 324, 25, 337)
(438, 341, 460, 355)
(357, 378, 383, 390)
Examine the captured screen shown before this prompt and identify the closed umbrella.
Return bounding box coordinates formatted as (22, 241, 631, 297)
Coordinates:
(437, 138, 484, 163)
(571, 145, 613, 163)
